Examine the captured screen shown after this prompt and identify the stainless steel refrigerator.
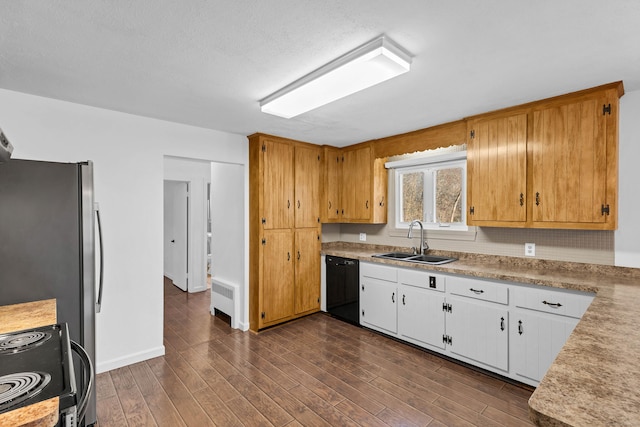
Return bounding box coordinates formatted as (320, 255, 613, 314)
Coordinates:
(0, 159, 101, 426)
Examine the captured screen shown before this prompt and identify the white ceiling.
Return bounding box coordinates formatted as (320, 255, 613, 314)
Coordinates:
(1, 1, 639, 147)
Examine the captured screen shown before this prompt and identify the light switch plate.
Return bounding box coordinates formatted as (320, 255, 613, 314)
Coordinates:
(359, 233, 367, 242)
(525, 242, 535, 257)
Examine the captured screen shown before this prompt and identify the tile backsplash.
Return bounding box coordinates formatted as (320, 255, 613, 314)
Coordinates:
(326, 223, 614, 265)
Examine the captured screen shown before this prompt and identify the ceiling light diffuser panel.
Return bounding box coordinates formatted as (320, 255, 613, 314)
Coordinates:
(260, 35, 412, 118)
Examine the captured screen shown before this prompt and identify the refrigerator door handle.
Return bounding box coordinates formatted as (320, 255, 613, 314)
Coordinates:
(95, 205, 104, 313)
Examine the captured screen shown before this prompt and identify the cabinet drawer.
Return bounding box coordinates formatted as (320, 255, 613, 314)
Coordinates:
(449, 276, 508, 305)
(514, 285, 594, 318)
(398, 268, 446, 292)
(361, 262, 397, 282)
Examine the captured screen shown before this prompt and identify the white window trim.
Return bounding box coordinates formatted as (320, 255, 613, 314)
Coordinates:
(388, 150, 474, 237)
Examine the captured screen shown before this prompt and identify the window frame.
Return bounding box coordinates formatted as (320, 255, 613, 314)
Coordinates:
(389, 152, 468, 232)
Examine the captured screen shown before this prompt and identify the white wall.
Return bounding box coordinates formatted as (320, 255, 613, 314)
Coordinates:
(615, 89, 640, 268)
(0, 89, 247, 373)
(210, 162, 247, 329)
(164, 157, 213, 292)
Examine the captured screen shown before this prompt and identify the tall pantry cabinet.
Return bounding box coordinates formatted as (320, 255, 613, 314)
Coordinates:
(249, 134, 322, 331)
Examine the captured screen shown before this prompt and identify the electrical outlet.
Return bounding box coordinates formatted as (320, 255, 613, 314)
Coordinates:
(359, 233, 367, 242)
(525, 243, 535, 257)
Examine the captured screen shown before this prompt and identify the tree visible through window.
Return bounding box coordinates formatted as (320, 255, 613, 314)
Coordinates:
(435, 167, 462, 223)
(401, 171, 423, 223)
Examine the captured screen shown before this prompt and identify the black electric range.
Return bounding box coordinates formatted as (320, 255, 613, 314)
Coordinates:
(0, 323, 78, 425)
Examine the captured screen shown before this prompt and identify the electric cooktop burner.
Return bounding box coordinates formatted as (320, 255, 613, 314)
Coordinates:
(0, 324, 77, 416)
(0, 372, 51, 411)
(0, 331, 52, 354)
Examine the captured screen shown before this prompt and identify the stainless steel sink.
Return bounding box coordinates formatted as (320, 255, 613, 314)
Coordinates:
(372, 252, 457, 265)
(405, 254, 457, 265)
(372, 252, 415, 259)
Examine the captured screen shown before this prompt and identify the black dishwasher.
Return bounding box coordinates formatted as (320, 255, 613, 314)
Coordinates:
(326, 255, 360, 325)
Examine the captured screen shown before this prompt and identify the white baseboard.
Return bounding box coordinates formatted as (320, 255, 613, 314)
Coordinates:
(96, 345, 165, 374)
(238, 320, 250, 331)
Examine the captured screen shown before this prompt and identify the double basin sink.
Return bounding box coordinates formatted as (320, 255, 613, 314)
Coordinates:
(372, 252, 457, 265)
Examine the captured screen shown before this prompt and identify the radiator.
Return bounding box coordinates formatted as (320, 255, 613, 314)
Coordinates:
(211, 278, 240, 329)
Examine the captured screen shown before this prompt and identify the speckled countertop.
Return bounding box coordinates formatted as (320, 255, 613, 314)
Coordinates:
(322, 242, 640, 426)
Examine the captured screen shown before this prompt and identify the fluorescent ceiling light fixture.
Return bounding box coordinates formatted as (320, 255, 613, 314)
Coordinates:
(260, 35, 412, 118)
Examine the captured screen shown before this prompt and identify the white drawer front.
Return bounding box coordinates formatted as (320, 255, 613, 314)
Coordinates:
(398, 268, 446, 292)
(361, 262, 397, 282)
(514, 286, 594, 318)
(449, 276, 509, 305)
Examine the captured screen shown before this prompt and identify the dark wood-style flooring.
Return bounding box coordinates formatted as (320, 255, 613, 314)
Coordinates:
(96, 278, 534, 426)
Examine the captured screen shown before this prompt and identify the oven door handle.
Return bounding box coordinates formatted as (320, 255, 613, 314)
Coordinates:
(71, 340, 94, 423)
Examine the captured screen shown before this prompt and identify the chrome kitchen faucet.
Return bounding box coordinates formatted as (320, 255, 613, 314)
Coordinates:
(408, 219, 429, 254)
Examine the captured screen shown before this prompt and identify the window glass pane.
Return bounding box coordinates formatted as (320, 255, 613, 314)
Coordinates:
(435, 167, 462, 223)
(401, 171, 424, 223)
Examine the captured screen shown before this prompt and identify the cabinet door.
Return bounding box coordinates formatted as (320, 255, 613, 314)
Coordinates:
(467, 113, 527, 225)
(398, 284, 446, 350)
(261, 229, 294, 325)
(531, 97, 610, 226)
(323, 147, 342, 222)
(263, 138, 294, 229)
(295, 145, 322, 228)
(342, 146, 372, 221)
(294, 228, 320, 314)
(511, 311, 578, 384)
(447, 296, 509, 372)
(360, 277, 397, 334)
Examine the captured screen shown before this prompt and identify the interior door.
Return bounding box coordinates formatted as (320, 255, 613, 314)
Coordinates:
(164, 180, 189, 291)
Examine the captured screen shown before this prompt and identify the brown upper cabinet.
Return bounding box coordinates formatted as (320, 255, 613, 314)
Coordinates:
(322, 146, 342, 222)
(467, 81, 623, 230)
(321, 142, 387, 224)
(294, 144, 322, 228)
(467, 111, 528, 226)
(253, 135, 321, 229)
(261, 137, 294, 230)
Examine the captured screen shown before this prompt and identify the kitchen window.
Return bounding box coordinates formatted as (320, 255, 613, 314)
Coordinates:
(387, 151, 467, 231)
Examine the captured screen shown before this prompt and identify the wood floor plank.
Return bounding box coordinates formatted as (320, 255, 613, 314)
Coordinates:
(96, 394, 127, 427)
(128, 361, 187, 427)
(334, 399, 390, 427)
(179, 348, 242, 403)
(109, 366, 157, 426)
(219, 333, 300, 391)
(279, 350, 386, 415)
(96, 279, 536, 426)
(192, 386, 243, 427)
(225, 395, 274, 426)
(288, 385, 361, 427)
(96, 372, 116, 400)
(163, 351, 209, 393)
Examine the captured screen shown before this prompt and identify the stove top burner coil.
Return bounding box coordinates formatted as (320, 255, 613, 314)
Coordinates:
(0, 331, 52, 355)
(0, 372, 51, 412)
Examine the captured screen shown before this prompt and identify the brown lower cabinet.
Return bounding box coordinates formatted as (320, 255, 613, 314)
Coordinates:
(252, 228, 320, 330)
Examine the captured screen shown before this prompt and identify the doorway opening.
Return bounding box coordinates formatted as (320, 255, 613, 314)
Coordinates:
(163, 155, 247, 333)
